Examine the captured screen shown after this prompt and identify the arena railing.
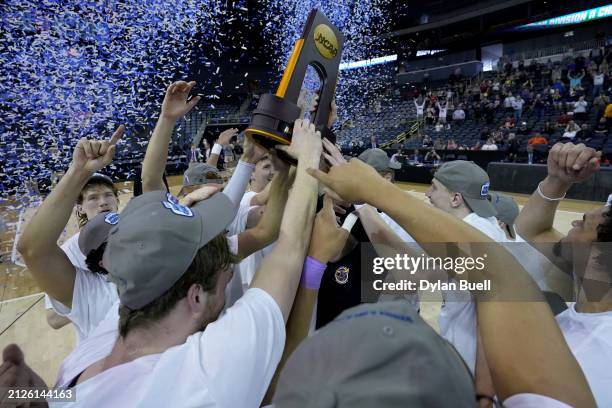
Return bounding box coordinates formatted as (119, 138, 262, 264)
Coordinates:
(507, 38, 606, 62)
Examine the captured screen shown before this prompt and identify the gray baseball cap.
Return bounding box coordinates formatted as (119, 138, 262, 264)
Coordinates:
(434, 161, 497, 218)
(273, 301, 475, 407)
(102, 190, 235, 310)
(183, 163, 223, 187)
(78, 211, 120, 256)
(358, 148, 401, 172)
(490, 192, 519, 239)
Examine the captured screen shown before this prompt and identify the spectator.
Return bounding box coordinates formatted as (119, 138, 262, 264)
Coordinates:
(481, 138, 498, 151)
(531, 94, 545, 121)
(541, 121, 555, 137)
(561, 120, 580, 140)
(506, 133, 519, 162)
(423, 148, 441, 163)
(503, 91, 515, 113)
(557, 112, 571, 127)
(567, 69, 585, 89)
(592, 70, 605, 97)
(425, 106, 436, 125)
(502, 116, 515, 129)
(593, 92, 610, 120)
(434, 137, 445, 150)
(575, 123, 593, 141)
(446, 139, 458, 150)
(528, 134, 548, 146)
(526, 144, 534, 164)
(594, 117, 608, 135)
(422, 135, 433, 148)
(552, 88, 563, 110)
(414, 96, 426, 123)
(479, 126, 491, 141)
(409, 148, 423, 163)
(471, 141, 482, 150)
(436, 100, 448, 124)
(512, 95, 524, 123)
(517, 121, 531, 136)
(573, 96, 588, 121)
(390, 149, 404, 166)
(452, 105, 465, 123)
(434, 121, 444, 132)
(606, 102, 612, 127)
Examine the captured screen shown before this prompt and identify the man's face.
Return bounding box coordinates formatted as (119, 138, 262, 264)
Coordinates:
(565, 207, 607, 244)
(425, 179, 456, 213)
(79, 185, 118, 220)
(202, 265, 234, 326)
(252, 158, 274, 188)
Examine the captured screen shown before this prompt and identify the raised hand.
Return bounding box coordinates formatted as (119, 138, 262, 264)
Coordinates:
(275, 118, 322, 164)
(72, 125, 124, 174)
(160, 81, 201, 121)
(307, 158, 385, 204)
(0, 344, 47, 406)
(547, 142, 601, 185)
(307, 195, 350, 264)
(217, 128, 238, 146)
(179, 184, 222, 207)
(242, 135, 267, 164)
(322, 137, 346, 167)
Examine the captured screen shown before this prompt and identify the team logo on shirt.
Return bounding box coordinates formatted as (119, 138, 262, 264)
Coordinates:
(335, 266, 350, 285)
(480, 182, 490, 197)
(104, 212, 120, 225)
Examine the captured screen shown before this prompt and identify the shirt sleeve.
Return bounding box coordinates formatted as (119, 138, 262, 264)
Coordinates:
(198, 288, 285, 407)
(47, 268, 118, 339)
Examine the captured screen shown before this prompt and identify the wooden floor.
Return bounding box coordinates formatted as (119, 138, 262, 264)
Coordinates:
(0, 175, 603, 385)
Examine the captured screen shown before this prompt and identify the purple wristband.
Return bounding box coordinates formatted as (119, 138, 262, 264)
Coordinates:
(300, 256, 327, 290)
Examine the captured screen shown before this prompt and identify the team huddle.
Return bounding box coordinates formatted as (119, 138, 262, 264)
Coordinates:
(4, 80, 611, 407)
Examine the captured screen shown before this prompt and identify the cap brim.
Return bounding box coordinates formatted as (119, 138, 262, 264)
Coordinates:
(192, 193, 236, 245)
(463, 196, 497, 218)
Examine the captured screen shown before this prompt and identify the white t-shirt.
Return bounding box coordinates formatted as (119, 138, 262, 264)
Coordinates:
(47, 268, 118, 343)
(438, 213, 507, 372)
(52, 289, 284, 408)
(573, 100, 587, 113)
(226, 203, 258, 236)
(240, 190, 257, 208)
(61, 233, 87, 270)
(414, 100, 425, 115)
(224, 234, 245, 310)
(512, 99, 524, 110)
(504, 96, 516, 108)
(593, 73, 604, 86)
(556, 303, 612, 407)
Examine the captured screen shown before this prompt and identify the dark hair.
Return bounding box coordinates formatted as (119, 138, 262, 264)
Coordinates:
(117, 234, 237, 337)
(85, 243, 108, 275)
(76, 181, 119, 228)
(597, 208, 612, 242)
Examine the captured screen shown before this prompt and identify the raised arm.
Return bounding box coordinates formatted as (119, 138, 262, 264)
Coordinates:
(206, 128, 238, 167)
(515, 142, 600, 246)
(309, 159, 596, 407)
(17, 127, 124, 307)
(263, 194, 349, 403)
(250, 118, 321, 322)
(235, 159, 290, 258)
(142, 81, 200, 192)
